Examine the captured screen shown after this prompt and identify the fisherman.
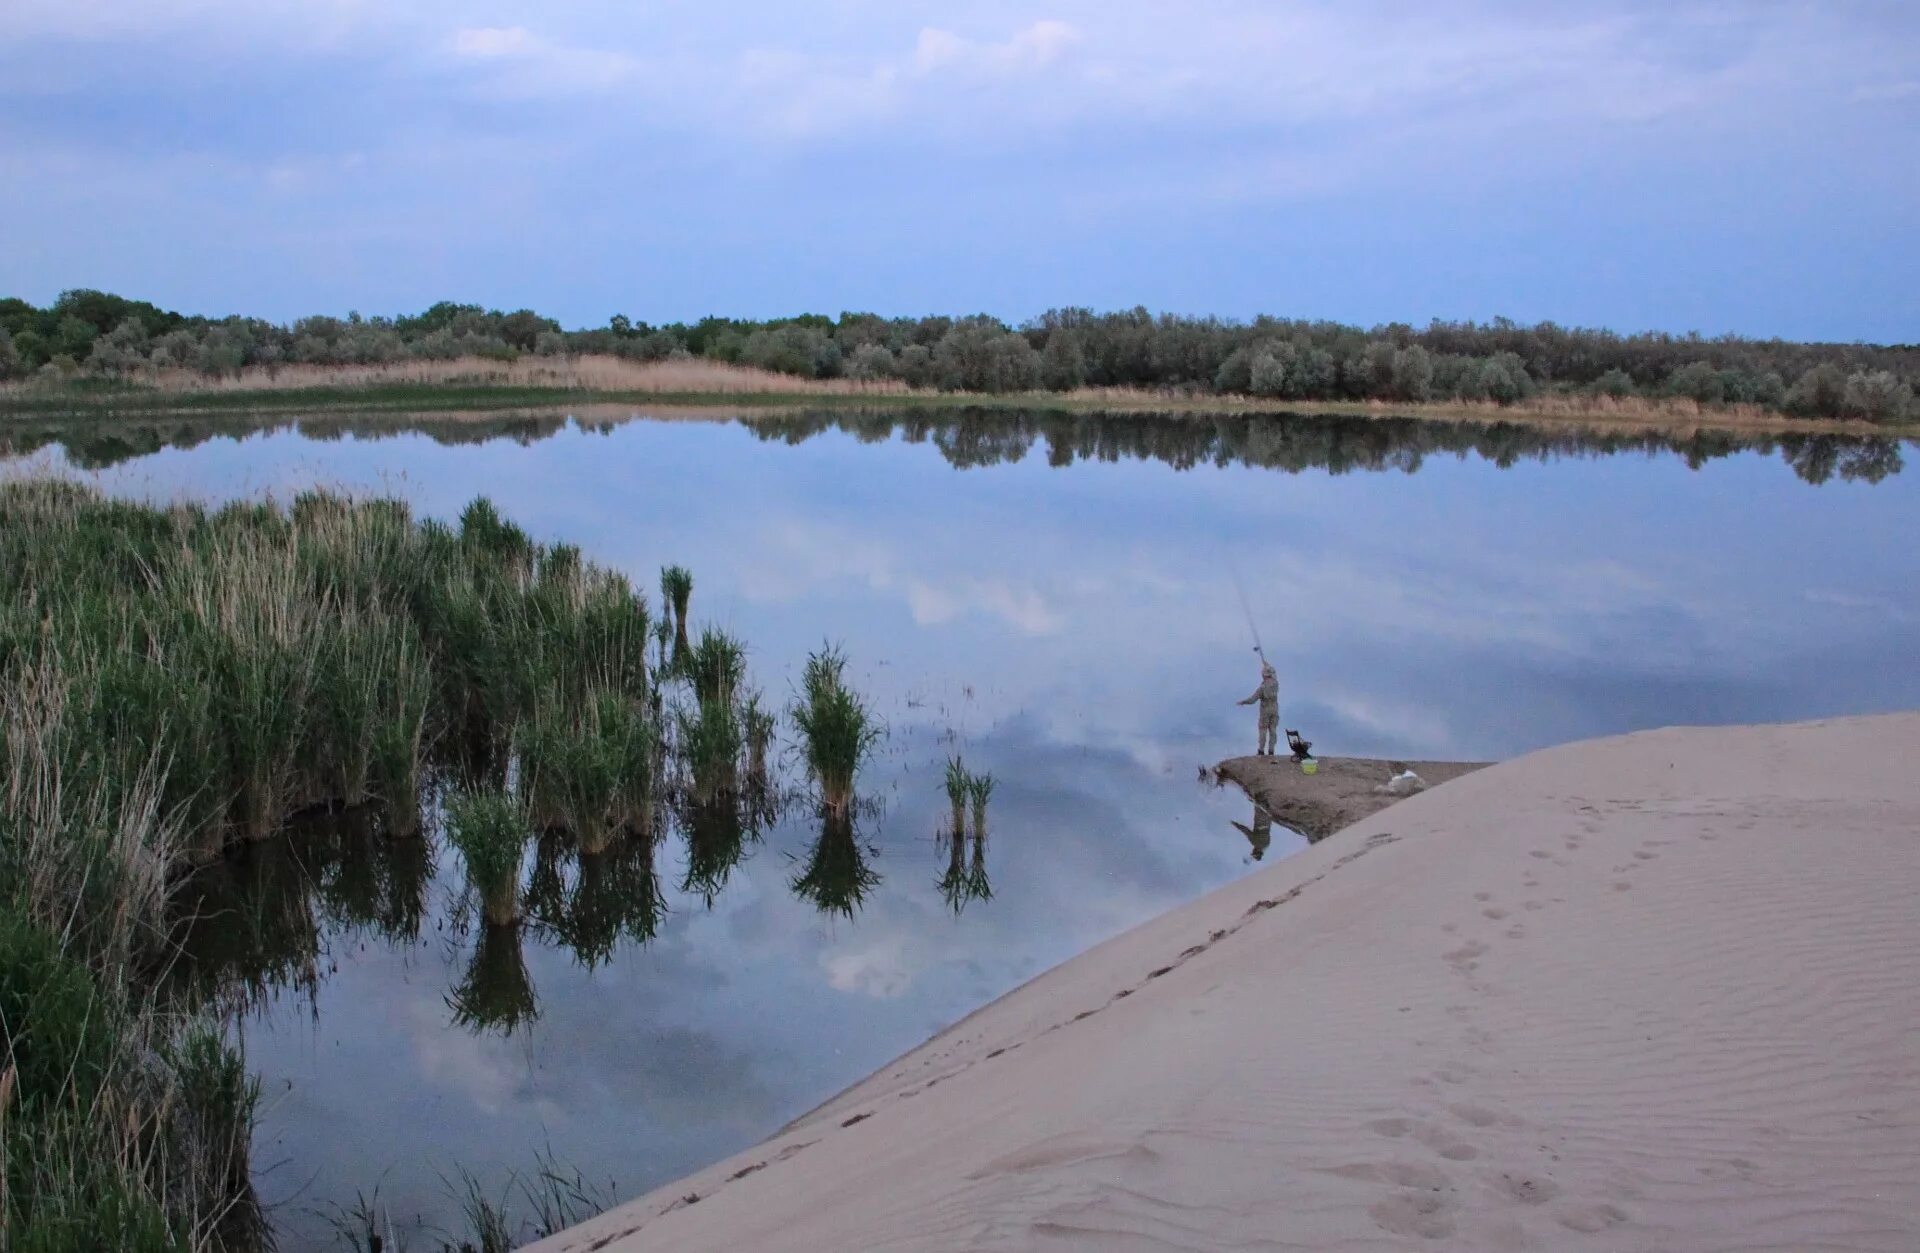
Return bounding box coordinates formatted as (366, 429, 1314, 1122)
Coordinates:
(1237, 660, 1280, 757)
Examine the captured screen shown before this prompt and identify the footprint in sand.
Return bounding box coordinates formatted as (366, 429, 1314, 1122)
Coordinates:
(1612, 881, 1632, 892)
(1522, 900, 1545, 911)
(1555, 1202, 1629, 1232)
(1473, 892, 1493, 902)
(1482, 907, 1509, 920)
(1369, 1193, 1456, 1240)
(1489, 1172, 1561, 1205)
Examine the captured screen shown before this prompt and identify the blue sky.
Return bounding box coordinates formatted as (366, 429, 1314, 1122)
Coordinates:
(2, 1, 1915, 340)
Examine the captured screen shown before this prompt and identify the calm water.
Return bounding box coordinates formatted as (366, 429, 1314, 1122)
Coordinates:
(5, 410, 1917, 1249)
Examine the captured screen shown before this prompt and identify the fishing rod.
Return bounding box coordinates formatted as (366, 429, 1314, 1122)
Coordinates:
(1225, 558, 1268, 666)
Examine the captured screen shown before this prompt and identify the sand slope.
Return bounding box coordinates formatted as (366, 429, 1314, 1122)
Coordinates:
(532, 716, 1920, 1251)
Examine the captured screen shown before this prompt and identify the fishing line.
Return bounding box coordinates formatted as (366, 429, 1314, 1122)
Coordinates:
(1223, 551, 1267, 664)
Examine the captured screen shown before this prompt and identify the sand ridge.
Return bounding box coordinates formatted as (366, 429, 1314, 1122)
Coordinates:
(531, 715, 1920, 1251)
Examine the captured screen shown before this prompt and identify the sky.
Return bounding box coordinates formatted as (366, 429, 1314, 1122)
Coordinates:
(2, 1, 1916, 340)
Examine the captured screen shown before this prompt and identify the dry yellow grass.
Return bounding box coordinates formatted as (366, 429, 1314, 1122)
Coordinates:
(118, 355, 911, 396)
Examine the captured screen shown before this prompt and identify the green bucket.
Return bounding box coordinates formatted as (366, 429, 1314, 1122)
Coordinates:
(1300, 758, 1318, 775)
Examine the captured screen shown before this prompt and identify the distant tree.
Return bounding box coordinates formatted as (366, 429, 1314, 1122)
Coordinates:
(0, 326, 17, 380)
(1841, 370, 1914, 424)
(1040, 330, 1087, 391)
(86, 317, 151, 373)
(895, 344, 936, 389)
(53, 314, 98, 361)
(933, 321, 1039, 392)
(148, 328, 200, 369)
(1591, 367, 1635, 398)
(845, 342, 896, 381)
(1363, 340, 1399, 398)
(1666, 360, 1725, 405)
(1785, 363, 1849, 418)
(534, 330, 567, 356)
(1213, 345, 1254, 394)
(497, 309, 556, 352)
(1479, 353, 1531, 405)
(1392, 345, 1434, 401)
(743, 326, 839, 378)
(1248, 341, 1294, 397)
(608, 314, 632, 337)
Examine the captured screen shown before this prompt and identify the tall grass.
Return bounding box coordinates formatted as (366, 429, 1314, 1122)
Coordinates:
(659, 565, 693, 658)
(0, 475, 700, 1248)
(444, 790, 531, 927)
(789, 644, 882, 817)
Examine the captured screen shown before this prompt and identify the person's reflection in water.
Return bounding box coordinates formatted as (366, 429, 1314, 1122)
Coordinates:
(1232, 802, 1274, 862)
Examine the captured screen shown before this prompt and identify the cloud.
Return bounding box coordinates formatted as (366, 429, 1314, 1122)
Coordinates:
(446, 24, 635, 97)
(910, 20, 1081, 77)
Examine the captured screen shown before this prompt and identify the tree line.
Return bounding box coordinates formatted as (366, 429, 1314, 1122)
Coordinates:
(4, 289, 1915, 422)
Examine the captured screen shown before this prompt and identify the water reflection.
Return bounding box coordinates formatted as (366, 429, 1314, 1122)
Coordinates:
(525, 833, 668, 969)
(791, 807, 882, 918)
(448, 922, 539, 1036)
(2, 408, 1909, 485)
(1232, 802, 1275, 861)
(168, 807, 433, 1014)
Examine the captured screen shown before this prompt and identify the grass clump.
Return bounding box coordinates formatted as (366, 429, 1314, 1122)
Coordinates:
(444, 789, 531, 927)
(521, 692, 654, 853)
(790, 644, 882, 817)
(659, 565, 693, 656)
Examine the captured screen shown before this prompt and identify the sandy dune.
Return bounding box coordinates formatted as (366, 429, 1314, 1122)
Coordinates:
(532, 715, 1920, 1251)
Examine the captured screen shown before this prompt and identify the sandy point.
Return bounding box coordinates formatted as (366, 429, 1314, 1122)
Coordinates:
(531, 714, 1920, 1252)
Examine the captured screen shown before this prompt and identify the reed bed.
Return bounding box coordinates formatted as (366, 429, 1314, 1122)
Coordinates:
(52, 354, 914, 397)
(0, 474, 684, 1247)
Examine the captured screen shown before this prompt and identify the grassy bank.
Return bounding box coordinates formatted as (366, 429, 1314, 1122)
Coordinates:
(4, 357, 1915, 438)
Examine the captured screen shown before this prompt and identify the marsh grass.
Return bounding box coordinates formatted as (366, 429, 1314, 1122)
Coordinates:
(677, 697, 742, 803)
(660, 565, 693, 657)
(521, 692, 654, 854)
(790, 644, 882, 817)
(444, 790, 531, 927)
(0, 475, 700, 1248)
(742, 691, 776, 784)
(684, 627, 744, 706)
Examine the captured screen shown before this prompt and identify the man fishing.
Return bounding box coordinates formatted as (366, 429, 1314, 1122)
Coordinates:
(1238, 659, 1280, 757)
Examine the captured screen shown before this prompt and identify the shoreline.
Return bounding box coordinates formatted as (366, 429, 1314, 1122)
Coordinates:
(4, 379, 1914, 441)
(530, 715, 1920, 1251)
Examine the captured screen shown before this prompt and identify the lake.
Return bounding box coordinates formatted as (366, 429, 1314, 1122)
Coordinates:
(5, 408, 1915, 1249)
